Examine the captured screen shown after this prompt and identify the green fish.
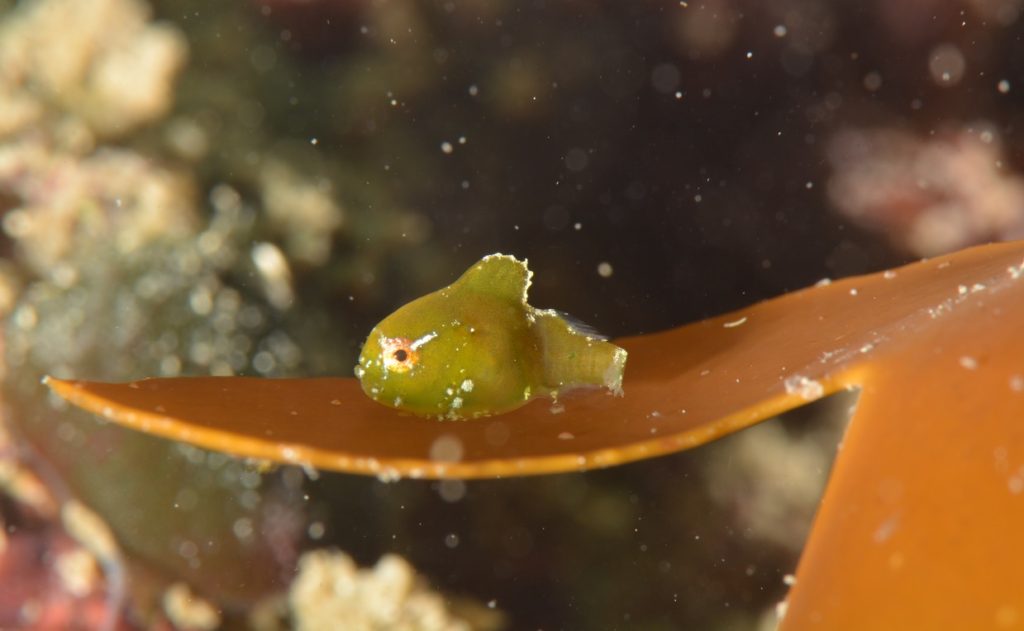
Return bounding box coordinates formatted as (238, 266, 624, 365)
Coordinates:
(355, 254, 628, 419)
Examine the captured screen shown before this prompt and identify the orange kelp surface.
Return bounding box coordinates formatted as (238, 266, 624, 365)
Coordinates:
(47, 241, 1022, 479)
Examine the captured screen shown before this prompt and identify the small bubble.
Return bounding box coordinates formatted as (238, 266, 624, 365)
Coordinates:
(444, 533, 460, 548)
(440, 141, 454, 154)
(650, 63, 681, 94)
(438, 479, 466, 502)
(429, 434, 464, 462)
(863, 71, 883, 92)
(928, 43, 965, 86)
(308, 521, 326, 540)
(597, 261, 613, 278)
(565, 147, 589, 172)
(232, 518, 254, 540)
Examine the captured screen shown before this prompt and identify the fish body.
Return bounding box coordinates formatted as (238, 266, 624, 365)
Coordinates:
(355, 254, 627, 419)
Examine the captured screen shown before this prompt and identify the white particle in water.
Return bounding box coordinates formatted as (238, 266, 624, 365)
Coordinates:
(439, 479, 466, 502)
(430, 434, 464, 463)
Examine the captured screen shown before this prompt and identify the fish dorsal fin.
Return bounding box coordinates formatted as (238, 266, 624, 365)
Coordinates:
(454, 254, 532, 303)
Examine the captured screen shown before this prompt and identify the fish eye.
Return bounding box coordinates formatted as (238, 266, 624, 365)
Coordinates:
(380, 337, 418, 373)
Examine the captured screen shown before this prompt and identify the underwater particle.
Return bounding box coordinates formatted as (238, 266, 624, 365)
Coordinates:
(440, 141, 454, 154)
(928, 43, 966, 86)
(444, 533, 460, 548)
(565, 147, 589, 171)
(773, 24, 787, 37)
(998, 80, 1011, 93)
(429, 434, 464, 462)
(650, 63, 681, 94)
(438, 479, 466, 502)
(308, 521, 326, 540)
(355, 254, 628, 419)
(232, 517, 254, 541)
(959, 356, 979, 370)
(597, 261, 613, 277)
(863, 71, 883, 91)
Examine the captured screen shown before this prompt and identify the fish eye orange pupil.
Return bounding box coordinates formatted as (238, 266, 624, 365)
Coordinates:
(394, 349, 408, 362)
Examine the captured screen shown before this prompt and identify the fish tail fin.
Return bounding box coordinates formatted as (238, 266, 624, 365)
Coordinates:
(532, 310, 627, 395)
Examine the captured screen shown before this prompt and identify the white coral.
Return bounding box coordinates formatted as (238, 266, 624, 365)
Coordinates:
(0, 0, 187, 139)
(289, 550, 473, 631)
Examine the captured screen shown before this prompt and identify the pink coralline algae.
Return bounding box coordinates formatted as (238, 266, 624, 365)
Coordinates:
(826, 126, 1024, 256)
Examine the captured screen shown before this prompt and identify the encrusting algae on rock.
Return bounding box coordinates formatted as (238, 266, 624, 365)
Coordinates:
(355, 254, 628, 419)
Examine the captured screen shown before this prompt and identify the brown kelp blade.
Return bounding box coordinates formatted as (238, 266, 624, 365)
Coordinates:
(46, 241, 1024, 482)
